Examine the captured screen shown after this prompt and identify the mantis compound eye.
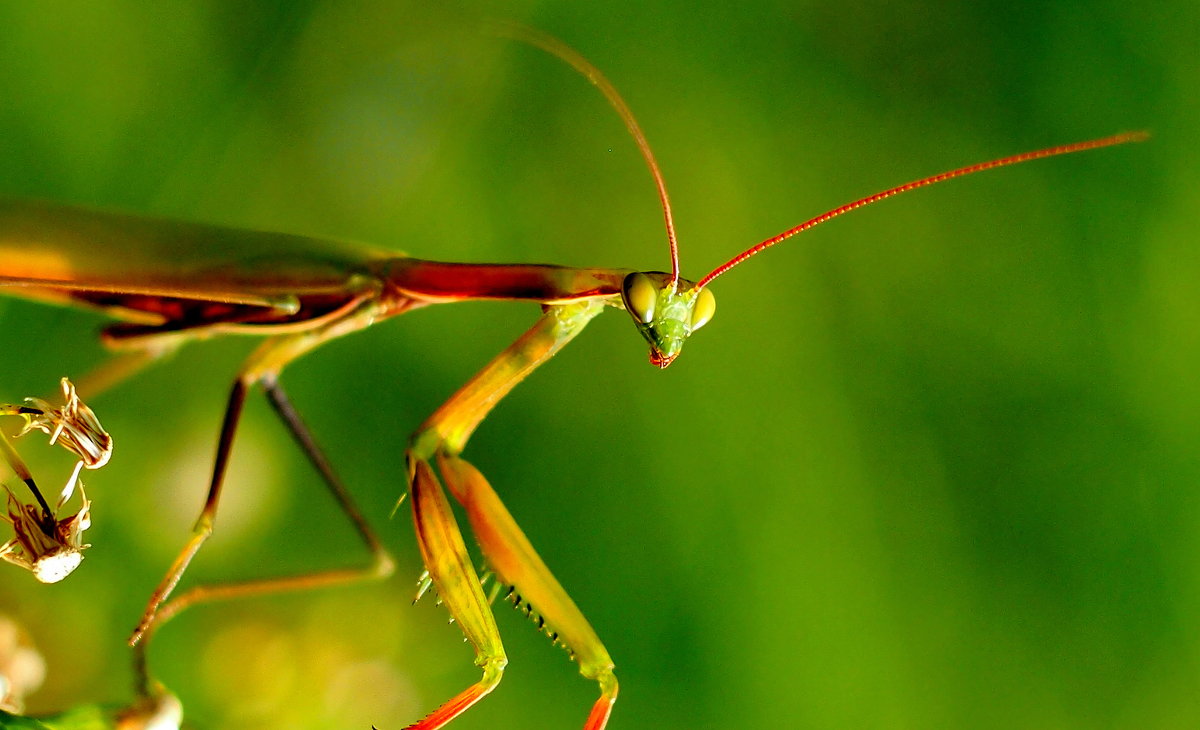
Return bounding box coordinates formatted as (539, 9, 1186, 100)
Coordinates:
(621, 272, 657, 324)
(690, 287, 716, 331)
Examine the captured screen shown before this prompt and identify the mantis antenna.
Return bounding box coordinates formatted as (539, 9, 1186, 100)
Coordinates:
(498, 23, 1147, 295)
(696, 130, 1150, 289)
(497, 22, 683, 287)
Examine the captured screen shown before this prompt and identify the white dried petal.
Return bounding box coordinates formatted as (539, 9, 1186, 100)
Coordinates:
(30, 549, 83, 584)
(56, 460, 85, 508)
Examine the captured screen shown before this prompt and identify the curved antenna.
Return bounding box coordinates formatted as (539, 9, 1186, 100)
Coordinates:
(696, 131, 1149, 290)
(496, 23, 682, 286)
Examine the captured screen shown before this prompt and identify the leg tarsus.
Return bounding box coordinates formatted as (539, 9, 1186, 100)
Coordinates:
(403, 658, 506, 730)
(584, 670, 619, 730)
(148, 548, 395, 636)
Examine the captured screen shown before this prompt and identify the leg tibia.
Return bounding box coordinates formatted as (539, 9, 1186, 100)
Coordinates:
(404, 658, 505, 730)
(585, 671, 619, 730)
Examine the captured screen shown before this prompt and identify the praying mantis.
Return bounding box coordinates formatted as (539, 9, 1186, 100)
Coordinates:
(0, 22, 1146, 730)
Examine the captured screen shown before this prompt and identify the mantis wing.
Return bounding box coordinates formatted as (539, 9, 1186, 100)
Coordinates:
(0, 199, 397, 321)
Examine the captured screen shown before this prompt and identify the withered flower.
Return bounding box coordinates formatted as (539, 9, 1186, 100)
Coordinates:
(0, 485, 91, 584)
(18, 377, 112, 472)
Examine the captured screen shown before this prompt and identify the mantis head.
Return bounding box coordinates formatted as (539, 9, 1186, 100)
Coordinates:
(620, 272, 715, 368)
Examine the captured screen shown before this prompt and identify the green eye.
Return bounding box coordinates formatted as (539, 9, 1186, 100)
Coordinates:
(622, 272, 657, 324)
(691, 287, 716, 330)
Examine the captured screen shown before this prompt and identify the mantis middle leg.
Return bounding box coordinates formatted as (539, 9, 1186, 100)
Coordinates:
(125, 305, 399, 690)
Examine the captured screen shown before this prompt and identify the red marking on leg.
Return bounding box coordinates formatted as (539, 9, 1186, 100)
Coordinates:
(405, 676, 497, 730)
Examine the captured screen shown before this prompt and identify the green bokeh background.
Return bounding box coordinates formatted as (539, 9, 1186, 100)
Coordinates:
(0, 2, 1195, 728)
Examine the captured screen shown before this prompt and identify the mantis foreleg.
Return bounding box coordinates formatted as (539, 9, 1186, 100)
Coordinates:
(405, 299, 617, 730)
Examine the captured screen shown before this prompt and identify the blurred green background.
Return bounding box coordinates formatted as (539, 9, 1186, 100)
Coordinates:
(0, 1, 1194, 728)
